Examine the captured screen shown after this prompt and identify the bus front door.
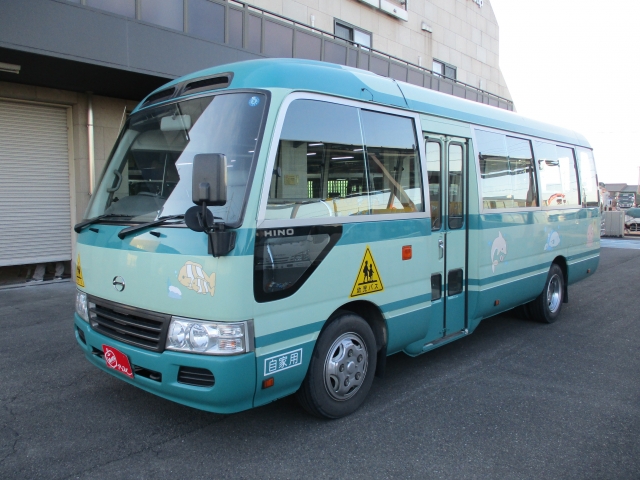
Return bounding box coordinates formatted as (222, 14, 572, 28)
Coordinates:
(425, 135, 468, 343)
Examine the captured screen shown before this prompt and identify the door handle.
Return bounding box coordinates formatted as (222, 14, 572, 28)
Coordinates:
(438, 239, 444, 259)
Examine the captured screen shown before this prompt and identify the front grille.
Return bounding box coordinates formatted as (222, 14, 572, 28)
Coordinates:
(178, 366, 215, 387)
(88, 296, 171, 352)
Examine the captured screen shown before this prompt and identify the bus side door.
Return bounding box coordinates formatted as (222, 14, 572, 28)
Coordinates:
(424, 134, 468, 341)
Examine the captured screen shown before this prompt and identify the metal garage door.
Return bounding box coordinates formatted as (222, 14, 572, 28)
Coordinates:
(0, 100, 72, 266)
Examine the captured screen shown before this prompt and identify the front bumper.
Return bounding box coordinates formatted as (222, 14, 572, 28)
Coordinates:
(74, 314, 256, 414)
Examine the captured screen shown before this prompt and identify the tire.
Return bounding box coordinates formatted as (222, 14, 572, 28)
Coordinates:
(528, 264, 564, 324)
(296, 313, 377, 419)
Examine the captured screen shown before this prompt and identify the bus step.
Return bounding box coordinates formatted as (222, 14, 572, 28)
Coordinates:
(422, 329, 468, 353)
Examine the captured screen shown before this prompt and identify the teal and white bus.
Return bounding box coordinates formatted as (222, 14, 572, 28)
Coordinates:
(73, 59, 600, 418)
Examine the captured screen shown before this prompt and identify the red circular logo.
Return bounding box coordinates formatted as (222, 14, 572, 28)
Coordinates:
(105, 349, 117, 368)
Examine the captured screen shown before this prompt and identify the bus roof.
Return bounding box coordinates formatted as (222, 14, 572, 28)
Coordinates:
(135, 58, 590, 149)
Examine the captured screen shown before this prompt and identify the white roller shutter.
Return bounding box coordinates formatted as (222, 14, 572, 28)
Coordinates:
(0, 100, 72, 267)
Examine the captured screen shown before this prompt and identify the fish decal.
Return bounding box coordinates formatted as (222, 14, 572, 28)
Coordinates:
(544, 231, 561, 251)
(491, 231, 507, 273)
(178, 261, 215, 296)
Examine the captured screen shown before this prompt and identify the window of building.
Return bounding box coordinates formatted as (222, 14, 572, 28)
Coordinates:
(266, 100, 423, 220)
(140, 0, 184, 31)
(86, 0, 135, 18)
(433, 60, 456, 80)
(477, 130, 538, 210)
(334, 20, 371, 48)
(187, 0, 225, 44)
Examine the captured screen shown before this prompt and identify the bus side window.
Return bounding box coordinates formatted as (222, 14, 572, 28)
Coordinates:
(266, 100, 366, 220)
(360, 110, 424, 215)
(576, 148, 599, 207)
(426, 141, 441, 230)
(556, 146, 580, 206)
(506, 137, 537, 207)
(535, 142, 580, 207)
(477, 130, 537, 210)
(448, 143, 463, 229)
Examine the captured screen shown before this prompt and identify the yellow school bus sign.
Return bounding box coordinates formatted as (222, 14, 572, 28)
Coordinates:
(350, 246, 384, 297)
(76, 254, 85, 287)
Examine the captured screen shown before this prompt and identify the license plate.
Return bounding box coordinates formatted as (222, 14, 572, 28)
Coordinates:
(103, 345, 134, 378)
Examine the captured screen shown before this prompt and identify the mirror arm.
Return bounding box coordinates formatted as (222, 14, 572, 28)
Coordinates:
(205, 216, 236, 257)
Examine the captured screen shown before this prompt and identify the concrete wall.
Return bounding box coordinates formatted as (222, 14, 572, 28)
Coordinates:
(245, 0, 511, 100)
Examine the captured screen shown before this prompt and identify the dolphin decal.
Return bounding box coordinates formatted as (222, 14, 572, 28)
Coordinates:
(491, 232, 507, 273)
(544, 231, 561, 251)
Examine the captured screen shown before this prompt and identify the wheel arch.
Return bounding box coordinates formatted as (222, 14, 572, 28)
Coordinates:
(552, 255, 568, 303)
(322, 300, 388, 377)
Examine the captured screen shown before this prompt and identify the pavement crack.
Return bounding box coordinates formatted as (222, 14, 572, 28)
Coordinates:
(0, 423, 20, 466)
(61, 415, 232, 479)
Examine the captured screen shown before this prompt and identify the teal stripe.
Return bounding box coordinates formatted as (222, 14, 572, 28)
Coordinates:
(255, 320, 325, 348)
(469, 208, 599, 230)
(567, 248, 600, 262)
(78, 210, 600, 255)
(338, 219, 430, 246)
(468, 248, 599, 287)
(77, 224, 255, 256)
(469, 263, 545, 286)
(255, 293, 431, 348)
(380, 293, 431, 313)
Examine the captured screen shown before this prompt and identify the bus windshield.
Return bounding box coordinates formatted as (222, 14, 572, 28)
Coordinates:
(85, 92, 267, 226)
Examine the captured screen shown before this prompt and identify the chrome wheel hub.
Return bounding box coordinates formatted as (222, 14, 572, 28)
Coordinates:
(324, 332, 368, 401)
(547, 274, 562, 313)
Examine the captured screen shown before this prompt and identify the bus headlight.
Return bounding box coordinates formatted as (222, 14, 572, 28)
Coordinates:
(76, 290, 89, 322)
(166, 317, 252, 355)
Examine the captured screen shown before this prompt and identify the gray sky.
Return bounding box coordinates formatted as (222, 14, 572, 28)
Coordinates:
(489, 0, 640, 185)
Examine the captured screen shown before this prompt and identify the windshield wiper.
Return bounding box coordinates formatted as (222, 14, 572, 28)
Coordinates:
(74, 214, 131, 233)
(117, 215, 185, 239)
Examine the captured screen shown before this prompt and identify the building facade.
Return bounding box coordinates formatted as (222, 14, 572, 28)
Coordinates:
(0, 0, 512, 280)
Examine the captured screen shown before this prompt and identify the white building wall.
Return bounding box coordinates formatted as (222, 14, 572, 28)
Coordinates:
(244, 0, 512, 101)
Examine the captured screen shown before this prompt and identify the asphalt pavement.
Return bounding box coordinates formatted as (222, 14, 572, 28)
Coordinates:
(1, 243, 639, 479)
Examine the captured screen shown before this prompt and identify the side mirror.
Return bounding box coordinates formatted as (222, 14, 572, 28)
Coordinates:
(188, 153, 235, 258)
(192, 153, 227, 206)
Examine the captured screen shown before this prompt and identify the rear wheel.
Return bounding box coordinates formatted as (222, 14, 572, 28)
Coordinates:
(296, 313, 377, 419)
(528, 264, 564, 323)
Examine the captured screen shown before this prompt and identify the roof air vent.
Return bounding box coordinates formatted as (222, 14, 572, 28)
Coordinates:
(182, 73, 233, 95)
(141, 87, 176, 108)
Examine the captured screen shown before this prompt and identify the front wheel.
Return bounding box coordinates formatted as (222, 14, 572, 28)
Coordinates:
(296, 313, 377, 419)
(528, 263, 564, 323)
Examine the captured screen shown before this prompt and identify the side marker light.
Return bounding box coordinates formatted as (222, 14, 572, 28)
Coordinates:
(402, 245, 412, 261)
(494, 300, 500, 306)
(262, 377, 274, 389)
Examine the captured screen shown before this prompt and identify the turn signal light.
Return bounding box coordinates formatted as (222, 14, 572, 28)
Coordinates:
(262, 377, 275, 389)
(402, 245, 412, 260)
